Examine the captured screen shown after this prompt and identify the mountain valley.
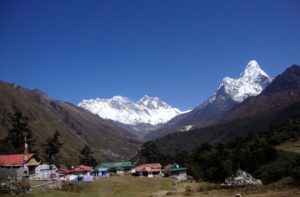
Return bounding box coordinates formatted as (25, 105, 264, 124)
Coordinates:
(1, 61, 299, 167)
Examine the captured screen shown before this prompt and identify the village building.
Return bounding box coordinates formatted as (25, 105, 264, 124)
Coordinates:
(92, 166, 108, 177)
(163, 163, 188, 181)
(58, 165, 94, 182)
(97, 161, 133, 175)
(0, 154, 40, 178)
(33, 164, 58, 180)
(58, 165, 93, 176)
(71, 165, 93, 176)
(57, 168, 70, 177)
(132, 163, 162, 177)
(163, 163, 187, 177)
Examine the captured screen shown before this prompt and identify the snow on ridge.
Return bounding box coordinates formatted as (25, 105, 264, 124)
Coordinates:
(78, 95, 186, 125)
(208, 60, 272, 104)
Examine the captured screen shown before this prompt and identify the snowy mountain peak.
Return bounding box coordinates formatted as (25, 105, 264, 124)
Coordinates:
(241, 60, 269, 78)
(208, 60, 272, 105)
(137, 95, 170, 109)
(138, 95, 159, 104)
(78, 95, 184, 125)
(111, 96, 129, 101)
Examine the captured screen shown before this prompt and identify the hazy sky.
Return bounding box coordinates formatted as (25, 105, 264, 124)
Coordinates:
(1, 0, 300, 110)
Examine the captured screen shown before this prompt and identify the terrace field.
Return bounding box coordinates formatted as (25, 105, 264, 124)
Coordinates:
(25, 176, 300, 197)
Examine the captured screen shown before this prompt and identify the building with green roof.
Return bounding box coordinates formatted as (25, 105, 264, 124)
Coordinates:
(163, 163, 187, 177)
(95, 161, 133, 175)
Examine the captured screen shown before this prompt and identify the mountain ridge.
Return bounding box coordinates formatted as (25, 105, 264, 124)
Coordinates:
(146, 60, 272, 140)
(78, 95, 188, 137)
(78, 95, 186, 126)
(153, 64, 300, 154)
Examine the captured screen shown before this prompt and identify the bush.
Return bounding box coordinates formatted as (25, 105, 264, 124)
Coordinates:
(254, 151, 298, 183)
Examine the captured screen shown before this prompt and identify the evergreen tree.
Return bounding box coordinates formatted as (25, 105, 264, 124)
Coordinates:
(44, 131, 63, 163)
(79, 145, 97, 167)
(140, 141, 162, 164)
(5, 112, 35, 153)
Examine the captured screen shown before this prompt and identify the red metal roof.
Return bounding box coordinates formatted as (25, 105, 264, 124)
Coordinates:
(58, 168, 70, 174)
(164, 164, 172, 170)
(134, 163, 162, 172)
(0, 154, 34, 167)
(58, 165, 93, 174)
(75, 165, 93, 171)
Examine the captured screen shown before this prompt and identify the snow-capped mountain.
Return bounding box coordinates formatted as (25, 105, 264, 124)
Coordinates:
(78, 95, 185, 126)
(146, 60, 273, 140)
(206, 60, 272, 106)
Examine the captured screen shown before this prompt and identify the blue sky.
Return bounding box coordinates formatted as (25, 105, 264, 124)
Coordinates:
(1, 0, 300, 111)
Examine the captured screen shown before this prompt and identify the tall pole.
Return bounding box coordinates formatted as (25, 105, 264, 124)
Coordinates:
(22, 135, 30, 192)
(24, 135, 29, 176)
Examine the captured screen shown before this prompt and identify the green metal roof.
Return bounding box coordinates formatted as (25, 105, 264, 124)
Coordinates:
(164, 163, 187, 172)
(167, 167, 187, 172)
(95, 161, 133, 169)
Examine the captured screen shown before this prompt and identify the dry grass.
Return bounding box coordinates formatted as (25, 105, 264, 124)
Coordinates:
(152, 178, 300, 197)
(28, 176, 173, 197)
(15, 176, 300, 197)
(277, 139, 300, 154)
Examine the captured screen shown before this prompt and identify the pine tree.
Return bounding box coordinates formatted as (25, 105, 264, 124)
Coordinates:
(44, 131, 63, 164)
(5, 112, 35, 153)
(79, 145, 97, 167)
(140, 141, 162, 163)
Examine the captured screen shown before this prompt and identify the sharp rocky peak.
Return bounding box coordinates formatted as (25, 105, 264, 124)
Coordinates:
(137, 95, 165, 108)
(138, 95, 159, 102)
(240, 60, 269, 78)
(205, 60, 272, 106)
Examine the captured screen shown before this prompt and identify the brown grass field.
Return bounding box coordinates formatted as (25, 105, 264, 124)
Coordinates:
(277, 139, 300, 154)
(22, 176, 300, 197)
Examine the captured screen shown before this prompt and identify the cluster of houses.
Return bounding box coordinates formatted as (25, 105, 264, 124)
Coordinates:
(0, 153, 188, 183)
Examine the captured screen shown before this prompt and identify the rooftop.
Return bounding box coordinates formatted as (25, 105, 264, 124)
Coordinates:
(0, 153, 35, 167)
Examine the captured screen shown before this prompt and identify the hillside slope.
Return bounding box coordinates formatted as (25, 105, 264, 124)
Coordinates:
(146, 60, 272, 140)
(0, 81, 142, 164)
(225, 64, 300, 121)
(154, 65, 300, 154)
